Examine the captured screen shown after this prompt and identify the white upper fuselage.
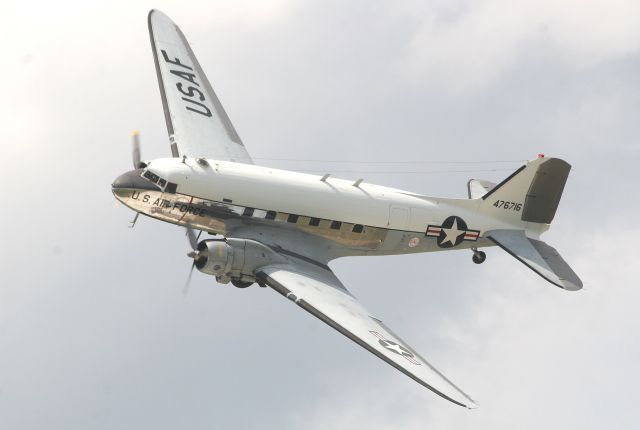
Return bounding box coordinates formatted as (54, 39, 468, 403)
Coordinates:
(159, 157, 457, 231)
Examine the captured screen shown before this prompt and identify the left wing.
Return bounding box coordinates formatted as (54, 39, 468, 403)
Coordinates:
(148, 10, 253, 164)
(255, 258, 477, 408)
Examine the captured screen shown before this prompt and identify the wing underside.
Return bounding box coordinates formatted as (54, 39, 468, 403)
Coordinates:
(255, 257, 477, 408)
(148, 10, 253, 164)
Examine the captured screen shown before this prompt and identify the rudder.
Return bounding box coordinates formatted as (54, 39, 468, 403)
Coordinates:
(520, 158, 570, 224)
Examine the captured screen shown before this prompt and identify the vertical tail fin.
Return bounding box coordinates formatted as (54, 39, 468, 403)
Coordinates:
(476, 157, 571, 228)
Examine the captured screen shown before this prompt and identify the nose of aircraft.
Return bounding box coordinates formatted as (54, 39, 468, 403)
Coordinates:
(112, 169, 160, 192)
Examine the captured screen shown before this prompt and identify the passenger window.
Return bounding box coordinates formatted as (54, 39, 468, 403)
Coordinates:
(352, 224, 364, 233)
(330, 221, 342, 230)
(287, 214, 299, 223)
(309, 218, 320, 227)
(243, 207, 254, 217)
(265, 211, 276, 220)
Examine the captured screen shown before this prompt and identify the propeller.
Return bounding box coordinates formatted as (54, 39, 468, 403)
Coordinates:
(124, 131, 146, 228)
(132, 130, 142, 169)
(183, 225, 203, 296)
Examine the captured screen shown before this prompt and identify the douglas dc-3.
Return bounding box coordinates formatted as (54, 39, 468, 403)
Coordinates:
(112, 10, 582, 409)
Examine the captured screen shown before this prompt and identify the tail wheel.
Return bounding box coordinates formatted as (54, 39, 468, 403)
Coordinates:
(472, 250, 486, 264)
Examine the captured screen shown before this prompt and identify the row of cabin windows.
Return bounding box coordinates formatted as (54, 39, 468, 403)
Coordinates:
(239, 204, 364, 233)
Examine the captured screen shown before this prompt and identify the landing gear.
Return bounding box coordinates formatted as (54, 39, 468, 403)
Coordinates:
(231, 279, 254, 289)
(472, 248, 486, 264)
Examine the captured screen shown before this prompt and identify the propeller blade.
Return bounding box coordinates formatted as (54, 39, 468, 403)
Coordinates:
(183, 226, 204, 296)
(183, 260, 196, 297)
(132, 130, 142, 169)
(186, 225, 199, 250)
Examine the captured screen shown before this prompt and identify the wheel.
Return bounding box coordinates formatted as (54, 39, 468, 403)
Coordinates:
(231, 279, 254, 289)
(472, 250, 486, 264)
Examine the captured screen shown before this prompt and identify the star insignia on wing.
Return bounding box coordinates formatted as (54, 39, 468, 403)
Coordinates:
(370, 331, 421, 365)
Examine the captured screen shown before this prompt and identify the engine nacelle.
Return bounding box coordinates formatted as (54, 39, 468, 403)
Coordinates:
(194, 238, 283, 285)
(194, 240, 232, 276)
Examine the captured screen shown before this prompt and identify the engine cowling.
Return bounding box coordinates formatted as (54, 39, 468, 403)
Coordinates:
(194, 238, 283, 285)
(194, 240, 233, 276)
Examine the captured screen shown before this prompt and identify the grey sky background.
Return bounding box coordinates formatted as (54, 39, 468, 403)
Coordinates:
(1, 0, 639, 428)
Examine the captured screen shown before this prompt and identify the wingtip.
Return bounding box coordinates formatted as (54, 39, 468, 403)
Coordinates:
(434, 386, 478, 410)
(148, 9, 169, 22)
(147, 9, 156, 28)
(559, 275, 583, 291)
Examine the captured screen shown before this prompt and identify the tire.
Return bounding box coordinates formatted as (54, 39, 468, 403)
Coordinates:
(231, 280, 253, 288)
(472, 251, 486, 264)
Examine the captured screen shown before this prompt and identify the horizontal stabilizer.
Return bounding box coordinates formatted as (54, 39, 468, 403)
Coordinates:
(467, 179, 496, 199)
(487, 230, 582, 291)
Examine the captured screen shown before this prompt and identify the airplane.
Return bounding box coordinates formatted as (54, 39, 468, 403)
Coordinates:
(112, 10, 582, 409)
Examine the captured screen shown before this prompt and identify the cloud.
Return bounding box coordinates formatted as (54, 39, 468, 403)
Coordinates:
(0, 1, 638, 429)
(400, 0, 640, 92)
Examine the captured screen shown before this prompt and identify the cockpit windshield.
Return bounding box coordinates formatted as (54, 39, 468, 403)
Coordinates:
(141, 169, 167, 188)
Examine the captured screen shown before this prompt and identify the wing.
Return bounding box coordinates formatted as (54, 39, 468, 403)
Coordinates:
(255, 257, 477, 408)
(148, 10, 253, 164)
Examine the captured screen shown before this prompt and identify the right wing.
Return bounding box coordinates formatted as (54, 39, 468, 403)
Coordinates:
(148, 10, 253, 164)
(255, 257, 477, 408)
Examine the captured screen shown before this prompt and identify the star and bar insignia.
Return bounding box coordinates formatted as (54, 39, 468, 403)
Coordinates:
(370, 331, 421, 365)
(426, 216, 480, 248)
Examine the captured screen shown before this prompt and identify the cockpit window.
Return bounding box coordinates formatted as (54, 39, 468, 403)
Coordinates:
(142, 169, 160, 184)
(141, 169, 169, 190)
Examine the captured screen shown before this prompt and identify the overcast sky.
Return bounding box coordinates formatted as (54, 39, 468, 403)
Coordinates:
(1, 1, 639, 429)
